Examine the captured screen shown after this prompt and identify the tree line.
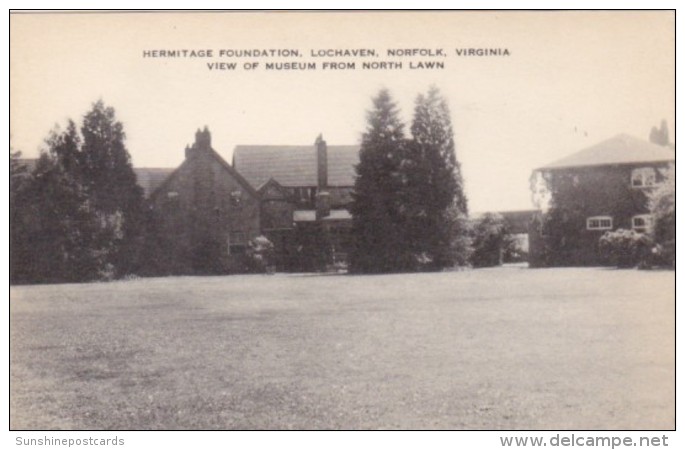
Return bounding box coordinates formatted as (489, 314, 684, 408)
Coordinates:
(11, 93, 512, 284)
(10, 101, 146, 284)
(350, 87, 476, 273)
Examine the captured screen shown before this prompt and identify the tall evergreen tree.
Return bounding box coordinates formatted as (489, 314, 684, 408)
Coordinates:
(349, 89, 414, 273)
(407, 86, 469, 268)
(79, 100, 145, 276)
(11, 130, 103, 283)
(11, 101, 145, 283)
(80, 100, 142, 212)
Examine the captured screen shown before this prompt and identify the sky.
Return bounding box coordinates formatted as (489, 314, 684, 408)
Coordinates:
(9, 11, 675, 213)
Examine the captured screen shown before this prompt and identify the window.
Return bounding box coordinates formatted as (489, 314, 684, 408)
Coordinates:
(631, 167, 656, 188)
(632, 214, 653, 232)
(229, 190, 242, 207)
(165, 191, 180, 211)
(292, 187, 313, 204)
(587, 216, 613, 230)
(227, 232, 247, 255)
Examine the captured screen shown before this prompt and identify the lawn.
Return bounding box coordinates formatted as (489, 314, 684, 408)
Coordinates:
(9, 266, 674, 430)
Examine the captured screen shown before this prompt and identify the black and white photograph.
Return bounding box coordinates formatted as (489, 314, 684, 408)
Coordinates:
(8, 10, 675, 437)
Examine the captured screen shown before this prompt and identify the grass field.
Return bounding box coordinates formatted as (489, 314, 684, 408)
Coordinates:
(10, 266, 674, 430)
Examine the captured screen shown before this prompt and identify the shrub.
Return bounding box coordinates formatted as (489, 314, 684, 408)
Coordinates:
(599, 229, 653, 268)
(470, 213, 507, 268)
(246, 235, 275, 273)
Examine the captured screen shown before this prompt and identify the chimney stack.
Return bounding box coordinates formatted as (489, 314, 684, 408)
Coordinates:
(186, 126, 212, 159)
(195, 126, 212, 150)
(315, 134, 330, 219)
(315, 133, 327, 189)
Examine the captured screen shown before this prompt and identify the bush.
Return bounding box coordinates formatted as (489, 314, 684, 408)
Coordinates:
(470, 213, 507, 268)
(599, 229, 653, 268)
(246, 235, 275, 273)
(502, 234, 528, 263)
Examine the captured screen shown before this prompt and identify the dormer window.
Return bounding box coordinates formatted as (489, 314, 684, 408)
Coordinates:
(632, 214, 653, 233)
(587, 216, 613, 231)
(631, 167, 656, 188)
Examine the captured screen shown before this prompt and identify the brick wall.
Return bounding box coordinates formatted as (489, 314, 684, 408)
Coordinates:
(528, 162, 668, 266)
(150, 130, 260, 274)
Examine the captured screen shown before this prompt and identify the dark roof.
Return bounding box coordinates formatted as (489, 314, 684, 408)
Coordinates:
(134, 168, 175, 197)
(17, 160, 174, 198)
(149, 148, 259, 200)
(540, 134, 675, 170)
(499, 210, 537, 234)
(233, 145, 359, 188)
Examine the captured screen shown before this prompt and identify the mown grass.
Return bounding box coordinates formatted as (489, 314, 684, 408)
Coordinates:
(10, 267, 674, 430)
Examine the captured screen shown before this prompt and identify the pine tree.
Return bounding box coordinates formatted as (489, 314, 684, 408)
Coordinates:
(407, 86, 469, 269)
(79, 100, 145, 276)
(349, 89, 414, 273)
(11, 129, 103, 283)
(80, 101, 142, 212)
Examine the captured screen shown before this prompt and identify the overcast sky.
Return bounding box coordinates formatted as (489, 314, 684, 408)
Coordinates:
(10, 11, 674, 213)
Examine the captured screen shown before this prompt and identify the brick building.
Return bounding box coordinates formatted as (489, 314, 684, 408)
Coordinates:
(138, 128, 359, 273)
(145, 128, 261, 273)
(528, 134, 675, 267)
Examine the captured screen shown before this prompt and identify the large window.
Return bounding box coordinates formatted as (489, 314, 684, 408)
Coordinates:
(632, 214, 653, 233)
(631, 167, 656, 188)
(586, 216, 613, 230)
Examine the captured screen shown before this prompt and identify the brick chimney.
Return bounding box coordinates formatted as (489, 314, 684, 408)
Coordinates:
(186, 126, 212, 159)
(315, 134, 330, 219)
(315, 133, 327, 189)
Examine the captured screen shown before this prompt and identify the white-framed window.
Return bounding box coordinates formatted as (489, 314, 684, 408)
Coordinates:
(631, 167, 656, 188)
(587, 216, 613, 230)
(632, 214, 653, 232)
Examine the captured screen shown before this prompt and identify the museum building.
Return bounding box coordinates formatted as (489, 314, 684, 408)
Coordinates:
(137, 128, 359, 273)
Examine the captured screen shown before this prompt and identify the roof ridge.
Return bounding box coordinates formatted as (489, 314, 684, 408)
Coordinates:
(539, 133, 675, 171)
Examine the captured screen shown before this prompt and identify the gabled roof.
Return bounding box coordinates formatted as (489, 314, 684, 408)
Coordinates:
(134, 168, 175, 197)
(540, 134, 675, 170)
(257, 177, 293, 200)
(206, 148, 260, 198)
(148, 148, 259, 200)
(233, 145, 359, 188)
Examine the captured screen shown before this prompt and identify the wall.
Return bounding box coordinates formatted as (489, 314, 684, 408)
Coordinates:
(150, 148, 260, 274)
(528, 162, 668, 267)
